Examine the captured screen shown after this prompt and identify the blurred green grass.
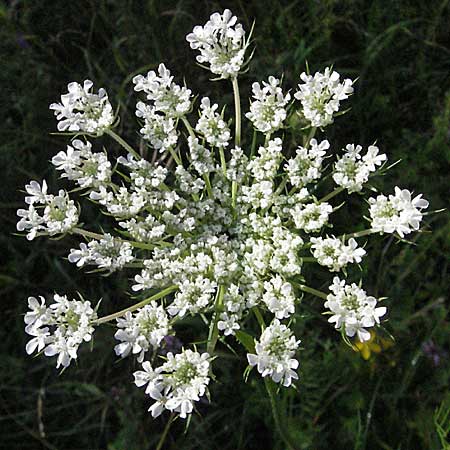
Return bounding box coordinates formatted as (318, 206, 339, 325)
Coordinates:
(0, 1, 449, 449)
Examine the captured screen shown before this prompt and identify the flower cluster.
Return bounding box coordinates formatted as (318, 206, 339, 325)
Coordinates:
(50, 80, 114, 135)
(369, 187, 429, 238)
(25, 294, 97, 368)
(18, 9, 430, 425)
(247, 319, 300, 387)
(17, 180, 78, 241)
(134, 350, 210, 418)
(333, 144, 387, 193)
(246, 76, 291, 134)
(114, 302, 170, 362)
(294, 67, 354, 128)
(310, 236, 366, 272)
(325, 277, 387, 342)
(186, 9, 247, 79)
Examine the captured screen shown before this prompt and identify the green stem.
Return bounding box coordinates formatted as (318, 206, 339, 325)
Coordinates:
(207, 285, 225, 355)
(155, 413, 175, 450)
(300, 257, 316, 263)
(71, 227, 168, 250)
(250, 129, 257, 157)
(299, 284, 328, 301)
(342, 228, 376, 240)
(319, 186, 344, 203)
(265, 379, 299, 450)
(94, 285, 178, 325)
(252, 307, 266, 331)
(232, 77, 241, 147)
(231, 77, 241, 210)
(302, 126, 316, 147)
(219, 147, 227, 176)
(105, 129, 140, 159)
(203, 173, 213, 198)
(168, 146, 182, 166)
(181, 116, 196, 139)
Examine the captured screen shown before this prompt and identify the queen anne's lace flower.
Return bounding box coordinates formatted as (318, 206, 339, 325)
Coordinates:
(68, 234, 134, 271)
(133, 64, 192, 117)
(325, 277, 387, 341)
(114, 302, 170, 362)
(294, 68, 353, 128)
(134, 350, 210, 418)
(25, 294, 97, 368)
(291, 202, 332, 232)
(19, 8, 430, 422)
(186, 9, 247, 78)
(333, 144, 386, 193)
(310, 236, 366, 272)
(195, 97, 231, 148)
(247, 319, 300, 387)
(17, 181, 79, 240)
(246, 76, 291, 134)
(135, 102, 178, 152)
(286, 139, 329, 188)
(50, 80, 114, 135)
(52, 139, 112, 189)
(369, 187, 429, 237)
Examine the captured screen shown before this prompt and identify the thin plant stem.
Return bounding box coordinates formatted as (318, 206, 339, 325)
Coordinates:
(231, 77, 241, 209)
(155, 413, 175, 450)
(341, 228, 376, 240)
(219, 147, 227, 176)
(71, 227, 169, 250)
(232, 77, 241, 146)
(207, 285, 225, 355)
(94, 285, 178, 325)
(106, 129, 141, 159)
(264, 379, 299, 450)
(181, 116, 196, 139)
(299, 284, 328, 300)
(319, 186, 344, 203)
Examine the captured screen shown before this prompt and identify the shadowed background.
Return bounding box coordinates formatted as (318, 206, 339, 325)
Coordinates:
(1, 1, 449, 449)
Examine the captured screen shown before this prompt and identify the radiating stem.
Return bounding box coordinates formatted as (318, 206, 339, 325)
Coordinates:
(342, 228, 376, 240)
(319, 186, 344, 203)
(181, 116, 196, 139)
(105, 129, 140, 159)
(219, 147, 227, 176)
(94, 285, 178, 325)
(71, 227, 169, 250)
(155, 413, 175, 450)
(232, 77, 241, 147)
(265, 379, 299, 450)
(231, 77, 241, 209)
(206, 285, 225, 355)
(299, 284, 328, 300)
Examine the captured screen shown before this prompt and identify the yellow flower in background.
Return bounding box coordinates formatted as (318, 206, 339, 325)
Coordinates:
(354, 330, 393, 360)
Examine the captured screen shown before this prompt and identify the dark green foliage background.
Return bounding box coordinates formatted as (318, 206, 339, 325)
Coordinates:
(1, 1, 449, 449)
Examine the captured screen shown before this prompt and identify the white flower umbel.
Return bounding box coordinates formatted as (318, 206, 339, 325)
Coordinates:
(114, 302, 170, 362)
(50, 80, 114, 135)
(247, 319, 300, 387)
(19, 8, 431, 426)
(333, 144, 386, 193)
(262, 276, 296, 319)
(135, 102, 178, 152)
(133, 64, 192, 117)
(186, 9, 247, 79)
(69, 234, 134, 272)
(325, 277, 387, 342)
(246, 76, 291, 134)
(25, 294, 97, 368)
(291, 202, 332, 233)
(134, 349, 210, 418)
(294, 67, 353, 128)
(195, 97, 231, 148)
(310, 236, 366, 272)
(285, 139, 329, 188)
(52, 139, 112, 189)
(369, 187, 429, 238)
(17, 180, 79, 240)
